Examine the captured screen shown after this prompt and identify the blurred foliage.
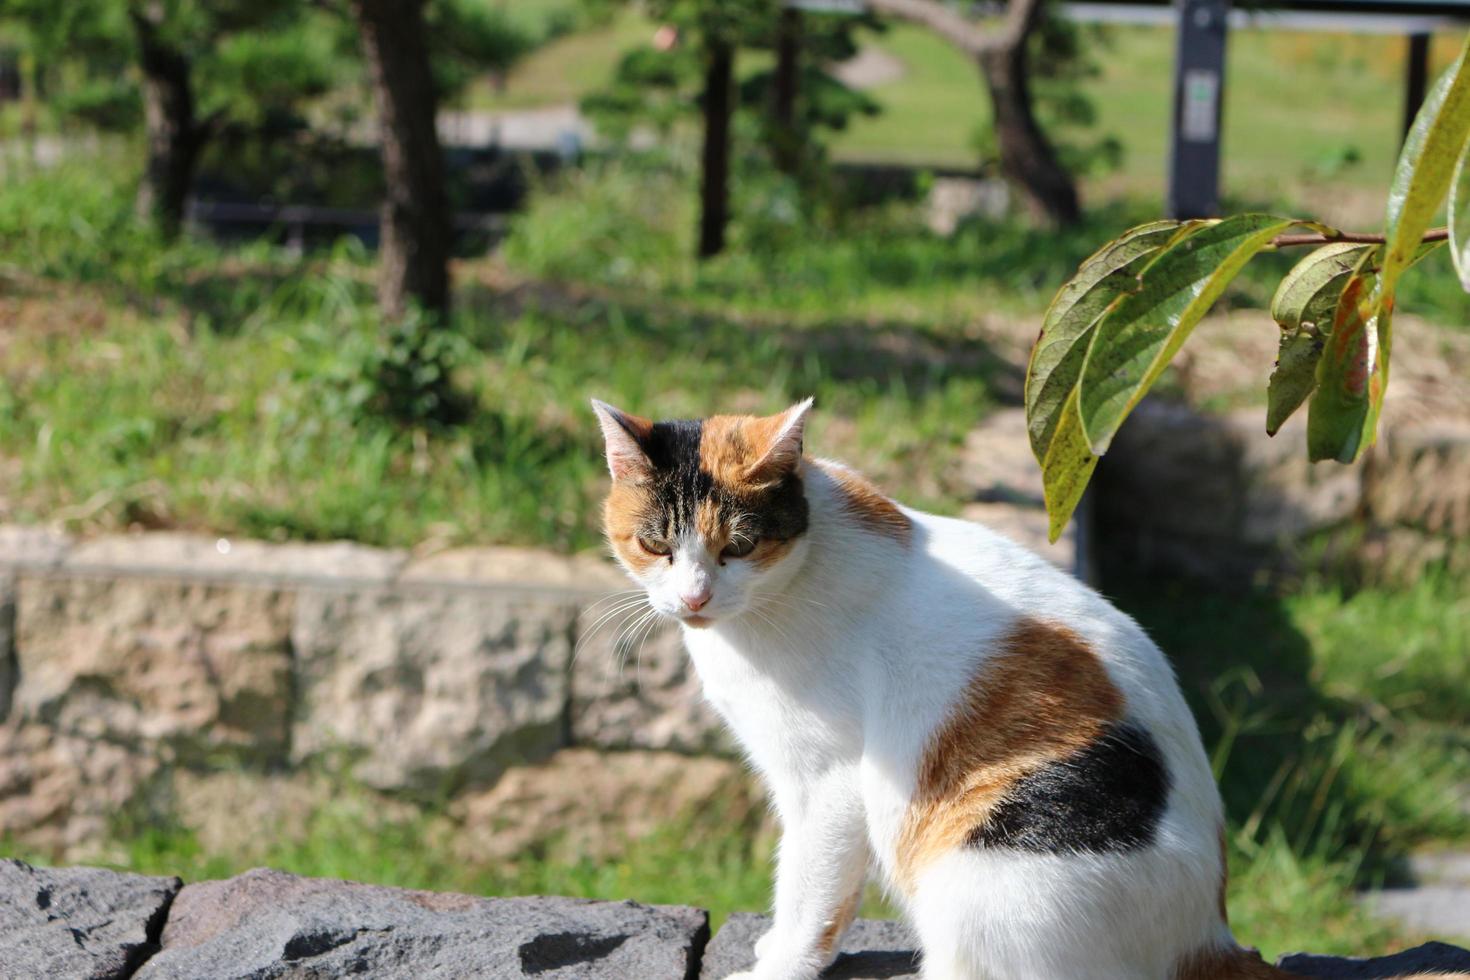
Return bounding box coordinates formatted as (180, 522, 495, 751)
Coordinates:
(0, 0, 351, 135)
(582, 1, 882, 183)
(971, 12, 1123, 180)
(1026, 34, 1470, 539)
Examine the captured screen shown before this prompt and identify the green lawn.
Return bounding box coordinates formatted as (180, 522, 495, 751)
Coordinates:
(0, 161, 1006, 550)
(472, 14, 1464, 211)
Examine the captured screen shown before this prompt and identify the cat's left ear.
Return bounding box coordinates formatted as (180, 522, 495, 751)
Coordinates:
(591, 399, 654, 481)
(746, 397, 813, 483)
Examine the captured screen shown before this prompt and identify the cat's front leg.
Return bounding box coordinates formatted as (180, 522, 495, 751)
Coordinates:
(729, 769, 870, 980)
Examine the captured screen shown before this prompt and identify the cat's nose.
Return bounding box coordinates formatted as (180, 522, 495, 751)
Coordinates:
(681, 587, 713, 612)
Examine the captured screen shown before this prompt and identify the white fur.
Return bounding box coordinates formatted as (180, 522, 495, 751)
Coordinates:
(612, 459, 1230, 980)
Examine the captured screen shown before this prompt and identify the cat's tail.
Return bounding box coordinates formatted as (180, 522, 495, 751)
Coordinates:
(1176, 942, 1470, 979)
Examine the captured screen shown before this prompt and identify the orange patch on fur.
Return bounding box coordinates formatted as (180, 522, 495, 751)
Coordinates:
(817, 887, 862, 958)
(700, 412, 801, 489)
(695, 497, 730, 551)
(1170, 944, 1296, 980)
(698, 415, 758, 488)
(604, 482, 661, 574)
(750, 536, 798, 570)
(818, 461, 911, 544)
(894, 618, 1125, 889)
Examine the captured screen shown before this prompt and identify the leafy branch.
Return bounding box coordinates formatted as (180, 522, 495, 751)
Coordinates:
(1269, 228, 1450, 248)
(1024, 33, 1470, 542)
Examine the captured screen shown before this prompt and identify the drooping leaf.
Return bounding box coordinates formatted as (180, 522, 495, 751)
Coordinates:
(1264, 242, 1373, 436)
(1450, 135, 1470, 291)
(1381, 34, 1470, 298)
(1025, 219, 1183, 462)
(1307, 265, 1379, 463)
(1077, 214, 1299, 454)
(1270, 242, 1374, 334)
(1040, 388, 1098, 543)
(1361, 293, 1395, 451)
(1291, 241, 1441, 451)
(1266, 328, 1325, 437)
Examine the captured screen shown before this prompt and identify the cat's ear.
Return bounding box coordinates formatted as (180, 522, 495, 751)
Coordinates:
(591, 399, 654, 481)
(745, 397, 813, 483)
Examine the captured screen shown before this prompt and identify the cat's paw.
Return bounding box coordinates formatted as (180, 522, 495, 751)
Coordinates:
(753, 927, 780, 960)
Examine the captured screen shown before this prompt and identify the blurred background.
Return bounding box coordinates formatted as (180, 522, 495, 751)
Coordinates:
(0, 0, 1467, 960)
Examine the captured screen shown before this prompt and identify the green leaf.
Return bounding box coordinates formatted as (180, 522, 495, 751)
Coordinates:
(1077, 213, 1299, 454)
(1265, 328, 1325, 436)
(1040, 388, 1098, 543)
(1450, 135, 1470, 292)
(1306, 263, 1379, 463)
(1381, 35, 1470, 298)
(1024, 219, 1182, 462)
(1270, 242, 1374, 334)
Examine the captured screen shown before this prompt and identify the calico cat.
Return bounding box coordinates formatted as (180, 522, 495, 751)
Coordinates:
(591, 398, 1462, 980)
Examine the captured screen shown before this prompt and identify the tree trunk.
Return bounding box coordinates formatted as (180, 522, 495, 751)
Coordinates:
(978, 35, 1079, 226)
(698, 38, 734, 260)
(770, 8, 802, 176)
(130, 11, 203, 238)
(351, 0, 452, 320)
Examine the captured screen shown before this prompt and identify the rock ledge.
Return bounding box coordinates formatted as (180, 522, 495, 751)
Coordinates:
(2, 860, 1467, 979)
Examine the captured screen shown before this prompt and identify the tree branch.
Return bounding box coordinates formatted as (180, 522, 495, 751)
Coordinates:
(866, 0, 1036, 55)
(1269, 228, 1450, 248)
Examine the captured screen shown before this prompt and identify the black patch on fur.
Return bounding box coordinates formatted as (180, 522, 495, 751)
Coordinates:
(640, 419, 711, 535)
(632, 418, 809, 546)
(968, 722, 1169, 855)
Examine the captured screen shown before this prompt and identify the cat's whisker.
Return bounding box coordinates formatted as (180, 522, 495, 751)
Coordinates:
(572, 597, 653, 664)
(615, 608, 661, 680)
(578, 590, 648, 619)
(631, 607, 665, 692)
(590, 605, 655, 675)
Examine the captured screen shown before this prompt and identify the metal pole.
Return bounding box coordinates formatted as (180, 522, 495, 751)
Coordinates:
(1404, 32, 1431, 140)
(1167, 0, 1229, 219)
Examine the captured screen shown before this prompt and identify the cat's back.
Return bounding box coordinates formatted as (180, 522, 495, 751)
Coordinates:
(899, 507, 1108, 630)
(890, 508, 1203, 757)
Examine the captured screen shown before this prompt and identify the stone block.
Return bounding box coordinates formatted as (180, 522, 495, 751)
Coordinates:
(1280, 940, 1470, 977)
(290, 587, 573, 795)
(63, 532, 406, 586)
(135, 868, 710, 980)
(0, 722, 160, 860)
(450, 749, 762, 865)
(702, 913, 919, 979)
(0, 859, 180, 980)
(570, 604, 731, 755)
(14, 575, 293, 763)
(0, 525, 72, 571)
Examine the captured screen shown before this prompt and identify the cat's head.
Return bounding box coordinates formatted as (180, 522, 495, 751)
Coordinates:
(591, 398, 814, 628)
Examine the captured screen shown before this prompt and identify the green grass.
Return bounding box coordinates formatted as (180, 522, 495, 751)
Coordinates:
(0, 161, 1001, 550)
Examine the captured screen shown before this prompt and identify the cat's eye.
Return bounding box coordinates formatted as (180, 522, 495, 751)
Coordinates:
(637, 536, 672, 557)
(721, 536, 759, 559)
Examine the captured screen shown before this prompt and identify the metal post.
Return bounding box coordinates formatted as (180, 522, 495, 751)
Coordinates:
(1404, 33, 1431, 140)
(1167, 0, 1229, 219)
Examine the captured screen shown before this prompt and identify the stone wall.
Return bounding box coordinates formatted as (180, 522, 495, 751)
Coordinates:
(0, 526, 731, 858)
(1096, 398, 1470, 585)
(0, 418, 1087, 860)
(5, 859, 1469, 980)
(1092, 309, 1470, 586)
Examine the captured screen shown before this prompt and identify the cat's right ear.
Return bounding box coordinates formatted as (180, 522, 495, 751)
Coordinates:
(591, 399, 654, 481)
